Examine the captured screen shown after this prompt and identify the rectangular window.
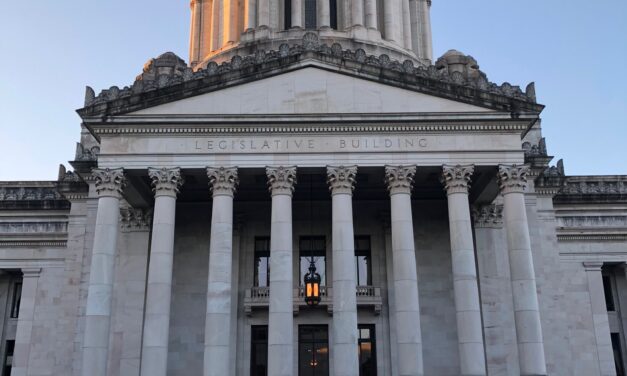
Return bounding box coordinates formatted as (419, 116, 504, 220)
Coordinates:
(299, 325, 329, 376)
(358, 325, 377, 376)
(329, 0, 337, 29)
(254, 237, 271, 287)
(284, 0, 292, 29)
(603, 275, 616, 312)
(611, 333, 625, 376)
(305, 0, 317, 29)
(251, 326, 268, 376)
(300, 236, 326, 286)
(355, 236, 372, 286)
(10, 282, 22, 318)
(3, 340, 14, 376)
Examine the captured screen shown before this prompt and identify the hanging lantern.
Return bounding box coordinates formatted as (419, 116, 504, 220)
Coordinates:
(304, 260, 321, 306)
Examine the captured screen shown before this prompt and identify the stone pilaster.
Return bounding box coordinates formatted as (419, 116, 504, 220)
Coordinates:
(384, 165, 424, 376)
(82, 167, 126, 376)
(140, 167, 184, 376)
(266, 166, 297, 376)
(498, 164, 547, 376)
(11, 268, 41, 376)
(583, 262, 617, 376)
(327, 166, 360, 376)
(204, 167, 239, 376)
(441, 165, 487, 375)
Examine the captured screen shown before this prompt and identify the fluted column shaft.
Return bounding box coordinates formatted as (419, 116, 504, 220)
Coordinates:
(384, 0, 401, 43)
(140, 168, 184, 376)
(81, 168, 126, 376)
(245, 0, 257, 30)
(364, 0, 377, 29)
(223, 0, 239, 44)
(189, 0, 203, 65)
(351, 0, 364, 27)
(498, 165, 546, 376)
(318, 0, 330, 27)
(327, 166, 360, 376)
(11, 268, 41, 376)
(266, 166, 297, 376)
(419, 0, 432, 60)
(258, 0, 270, 27)
(402, 0, 412, 49)
(385, 165, 424, 376)
(584, 262, 617, 376)
(442, 165, 487, 375)
(210, 0, 221, 51)
(292, 0, 303, 27)
(204, 167, 239, 376)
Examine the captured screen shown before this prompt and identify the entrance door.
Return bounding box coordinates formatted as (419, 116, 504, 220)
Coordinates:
(298, 325, 329, 376)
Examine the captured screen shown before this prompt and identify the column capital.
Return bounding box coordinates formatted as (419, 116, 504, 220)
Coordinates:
(583, 261, 604, 271)
(472, 204, 503, 228)
(266, 166, 297, 196)
(92, 168, 126, 198)
(207, 167, 239, 197)
(441, 164, 474, 194)
(120, 208, 153, 232)
(148, 167, 184, 197)
(326, 165, 357, 195)
(498, 164, 530, 194)
(384, 165, 416, 195)
(21, 268, 42, 278)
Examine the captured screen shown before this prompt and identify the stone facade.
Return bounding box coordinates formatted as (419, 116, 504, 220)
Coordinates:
(1, 3, 626, 376)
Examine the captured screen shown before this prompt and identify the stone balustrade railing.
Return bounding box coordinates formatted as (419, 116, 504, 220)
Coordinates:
(244, 285, 382, 316)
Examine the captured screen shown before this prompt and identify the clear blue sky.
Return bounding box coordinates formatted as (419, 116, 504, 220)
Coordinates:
(1, 1, 626, 181)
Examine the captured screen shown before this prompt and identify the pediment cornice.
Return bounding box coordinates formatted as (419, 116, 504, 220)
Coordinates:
(77, 33, 544, 119)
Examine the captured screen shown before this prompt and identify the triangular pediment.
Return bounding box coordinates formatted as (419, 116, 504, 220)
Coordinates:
(129, 67, 494, 116)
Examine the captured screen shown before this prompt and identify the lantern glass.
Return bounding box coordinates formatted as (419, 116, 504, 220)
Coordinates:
(304, 261, 321, 306)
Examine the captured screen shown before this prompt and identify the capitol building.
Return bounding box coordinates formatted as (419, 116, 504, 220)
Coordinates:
(1, 1, 626, 376)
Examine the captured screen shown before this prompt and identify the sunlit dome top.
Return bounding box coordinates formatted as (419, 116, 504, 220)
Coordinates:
(188, 0, 434, 69)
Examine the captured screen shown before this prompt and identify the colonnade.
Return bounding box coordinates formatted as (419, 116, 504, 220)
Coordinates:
(189, 0, 433, 66)
(80, 164, 546, 376)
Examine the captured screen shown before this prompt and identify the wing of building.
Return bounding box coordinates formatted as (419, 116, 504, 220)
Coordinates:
(1, 2, 626, 376)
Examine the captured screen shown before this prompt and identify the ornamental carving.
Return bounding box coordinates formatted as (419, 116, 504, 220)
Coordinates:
(385, 165, 417, 194)
(120, 208, 153, 232)
(0, 187, 61, 201)
(266, 166, 297, 196)
(92, 168, 126, 197)
(82, 33, 537, 112)
(497, 165, 529, 194)
(207, 167, 239, 197)
(148, 167, 184, 196)
(441, 165, 474, 194)
(472, 204, 503, 228)
(326, 166, 357, 195)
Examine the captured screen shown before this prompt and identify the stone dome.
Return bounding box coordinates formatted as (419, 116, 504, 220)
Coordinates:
(188, 0, 434, 69)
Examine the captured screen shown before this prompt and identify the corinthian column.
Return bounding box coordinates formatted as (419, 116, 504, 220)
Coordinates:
(441, 165, 486, 376)
(498, 165, 547, 376)
(385, 165, 424, 376)
(204, 167, 239, 376)
(266, 166, 297, 376)
(327, 166, 360, 376)
(140, 168, 184, 376)
(81, 168, 126, 376)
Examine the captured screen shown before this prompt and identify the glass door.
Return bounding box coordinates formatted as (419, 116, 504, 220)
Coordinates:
(298, 325, 329, 376)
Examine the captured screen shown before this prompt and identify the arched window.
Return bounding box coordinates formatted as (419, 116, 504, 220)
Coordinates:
(305, 0, 317, 29)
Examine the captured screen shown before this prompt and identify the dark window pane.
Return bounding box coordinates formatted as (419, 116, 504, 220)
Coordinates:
(10, 282, 22, 318)
(251, 326, 268, 376)
(299, 326, 329, 376)
(305, 0, 317, 29)
(603, 275, 616, 311)
(284, 0, 292, 29)
(4, 339, 15, 375)
(255, 237, 271, 287)
(300, 237, 326, 286)
(355, 236, 372, 286)
(612, 333, 625, 376)
(358, 325, 377, 376)
(329, 0, 337, 29)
